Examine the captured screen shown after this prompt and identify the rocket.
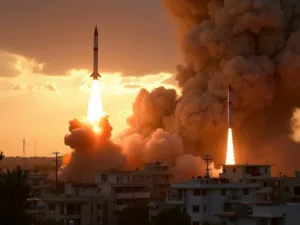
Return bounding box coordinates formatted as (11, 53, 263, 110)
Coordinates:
(90, 26, 101, 80)
(228, 84, 232, 128)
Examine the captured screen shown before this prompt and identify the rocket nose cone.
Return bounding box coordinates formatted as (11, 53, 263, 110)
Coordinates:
(94, 26, 98, 35)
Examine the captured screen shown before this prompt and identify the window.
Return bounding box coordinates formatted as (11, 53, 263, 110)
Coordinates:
(284, 187, 289, 192)
(265, 168, 268, 173)
(97, 204, 102, 210)
(202, 190, 206, 196)
(192, 205, 200, 212)
(97, 217, 102, 222)
(194, 189, 200, 196)
(60, 204, 64, 215)
(243, 188, 249, 195)
(182, 206, 186, 212)
(49, 204, 55, 211)
(203, 205, 207, 213)
(233, 168, 236, 173)
(223, 168, 226, 173)
(263, 182, 267, 187)
(221, 189, 226, 196)
(264, 195, 268, 201)
(192, 222, 199, 225)
(293, 186, 300, 196)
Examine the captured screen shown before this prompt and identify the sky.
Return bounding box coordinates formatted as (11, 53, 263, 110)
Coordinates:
(0, 0, 180, 157)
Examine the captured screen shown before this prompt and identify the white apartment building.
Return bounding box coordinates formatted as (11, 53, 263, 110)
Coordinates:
(154, 176, 259, 225)
(43, 183, 105, 225)
(219, 164, 274, 203)
(95, 161, 172, 225)
(214, 203, 300, 225)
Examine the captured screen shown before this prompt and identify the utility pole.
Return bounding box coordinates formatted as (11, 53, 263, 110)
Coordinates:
(203, 155, 213, 178)
(34, 140, 36, 157)
(53, 151, 60, 195)
(23, 138, 26, 157)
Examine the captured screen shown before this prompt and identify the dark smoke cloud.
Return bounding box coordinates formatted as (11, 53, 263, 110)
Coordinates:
(60, 117, 127, 183)
(126, 86, 178, 136)
(156, 0, 300, 173)
(61, 0, 300, 181)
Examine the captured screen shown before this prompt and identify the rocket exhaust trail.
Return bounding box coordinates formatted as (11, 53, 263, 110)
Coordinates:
(226, 84, 235, 165)
(90, 26, 101, 80)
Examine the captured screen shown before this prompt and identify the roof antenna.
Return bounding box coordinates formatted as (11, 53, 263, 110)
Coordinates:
(203, 155, 213, 178)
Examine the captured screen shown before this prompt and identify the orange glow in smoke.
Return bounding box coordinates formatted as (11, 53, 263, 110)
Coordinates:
(225, 128, 236, 165)
(86, 80, 106, 133)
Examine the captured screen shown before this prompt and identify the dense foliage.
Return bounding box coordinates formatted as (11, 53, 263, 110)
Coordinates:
(119, 204, 149, 225)
(153, 206, 191, 225)
(0, 153, 32, 225)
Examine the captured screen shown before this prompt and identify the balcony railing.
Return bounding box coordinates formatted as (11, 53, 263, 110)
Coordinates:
(227, 195, 242, 201)
(115, 192, 150, 199)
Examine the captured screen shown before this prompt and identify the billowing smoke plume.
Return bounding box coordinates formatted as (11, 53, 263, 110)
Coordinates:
(59, 117, 127, 183)
(61, 0, 300, 181)
(153, 0, 300, 174)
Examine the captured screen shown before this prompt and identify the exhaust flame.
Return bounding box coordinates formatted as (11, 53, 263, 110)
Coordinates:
(226, 128, 235, 165)
(86, 80, 105, 133)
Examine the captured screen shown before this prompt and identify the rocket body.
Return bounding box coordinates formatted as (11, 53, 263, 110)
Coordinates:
(90, 26, 101, 80)
(228, 84, 232, 128)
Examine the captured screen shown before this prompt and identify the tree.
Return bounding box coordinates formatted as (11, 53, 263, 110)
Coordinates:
(118, 204, 149, 225)
(0, 151, 4, 161)
(34, 218, 63, 225)
(153, 206, 191, 225)
(0, 165, 32, 225)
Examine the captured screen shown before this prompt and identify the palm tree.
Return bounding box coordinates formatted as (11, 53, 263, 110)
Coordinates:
(0, 151, 4, 161)
(0, 165, 32, 225)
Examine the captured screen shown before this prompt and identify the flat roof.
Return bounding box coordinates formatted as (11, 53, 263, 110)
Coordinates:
(170, 182, 260, 189)
(212, 212, 283, 219)
(221, 164, 275, 167)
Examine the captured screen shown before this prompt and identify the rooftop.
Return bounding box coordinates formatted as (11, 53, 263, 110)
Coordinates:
(221, 164, 275, 167)
(170, 181, 260, 189)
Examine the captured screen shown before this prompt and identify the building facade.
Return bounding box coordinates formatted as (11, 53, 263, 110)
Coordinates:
(43, 183, 105, 225)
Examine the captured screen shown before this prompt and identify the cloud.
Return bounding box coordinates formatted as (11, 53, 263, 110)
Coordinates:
(123, 84, 142, 89)
(10, 82, 59, 93)
(32, 83, 59, 93)
(78, 72, 177, 94)
(0, 52, 20, 78)
(0, 51, 44, 78)
(11, 84, 27, 91)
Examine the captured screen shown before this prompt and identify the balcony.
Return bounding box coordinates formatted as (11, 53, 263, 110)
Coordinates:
(257, 187, 272, 194)
(115, 192, 150, 199)
(227, 195, 242, 202)
(166, 196, 184, 204)
(115, 205, 127, 212)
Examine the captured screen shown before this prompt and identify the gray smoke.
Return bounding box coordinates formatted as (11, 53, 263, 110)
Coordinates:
(159, 0, 300, 174)
(122, 0, 300, 176)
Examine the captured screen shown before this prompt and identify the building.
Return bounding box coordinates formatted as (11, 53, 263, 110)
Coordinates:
(27, 170, 52, 197)
(158, 176, 259, 225)
(95, 161, 172, 225)
(149, 163, 300, 225)
(43, 183, 105, 225)
(219, 164, 274, 203)
(214, 203, 300, 225)
(220, 164, 300, 204)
